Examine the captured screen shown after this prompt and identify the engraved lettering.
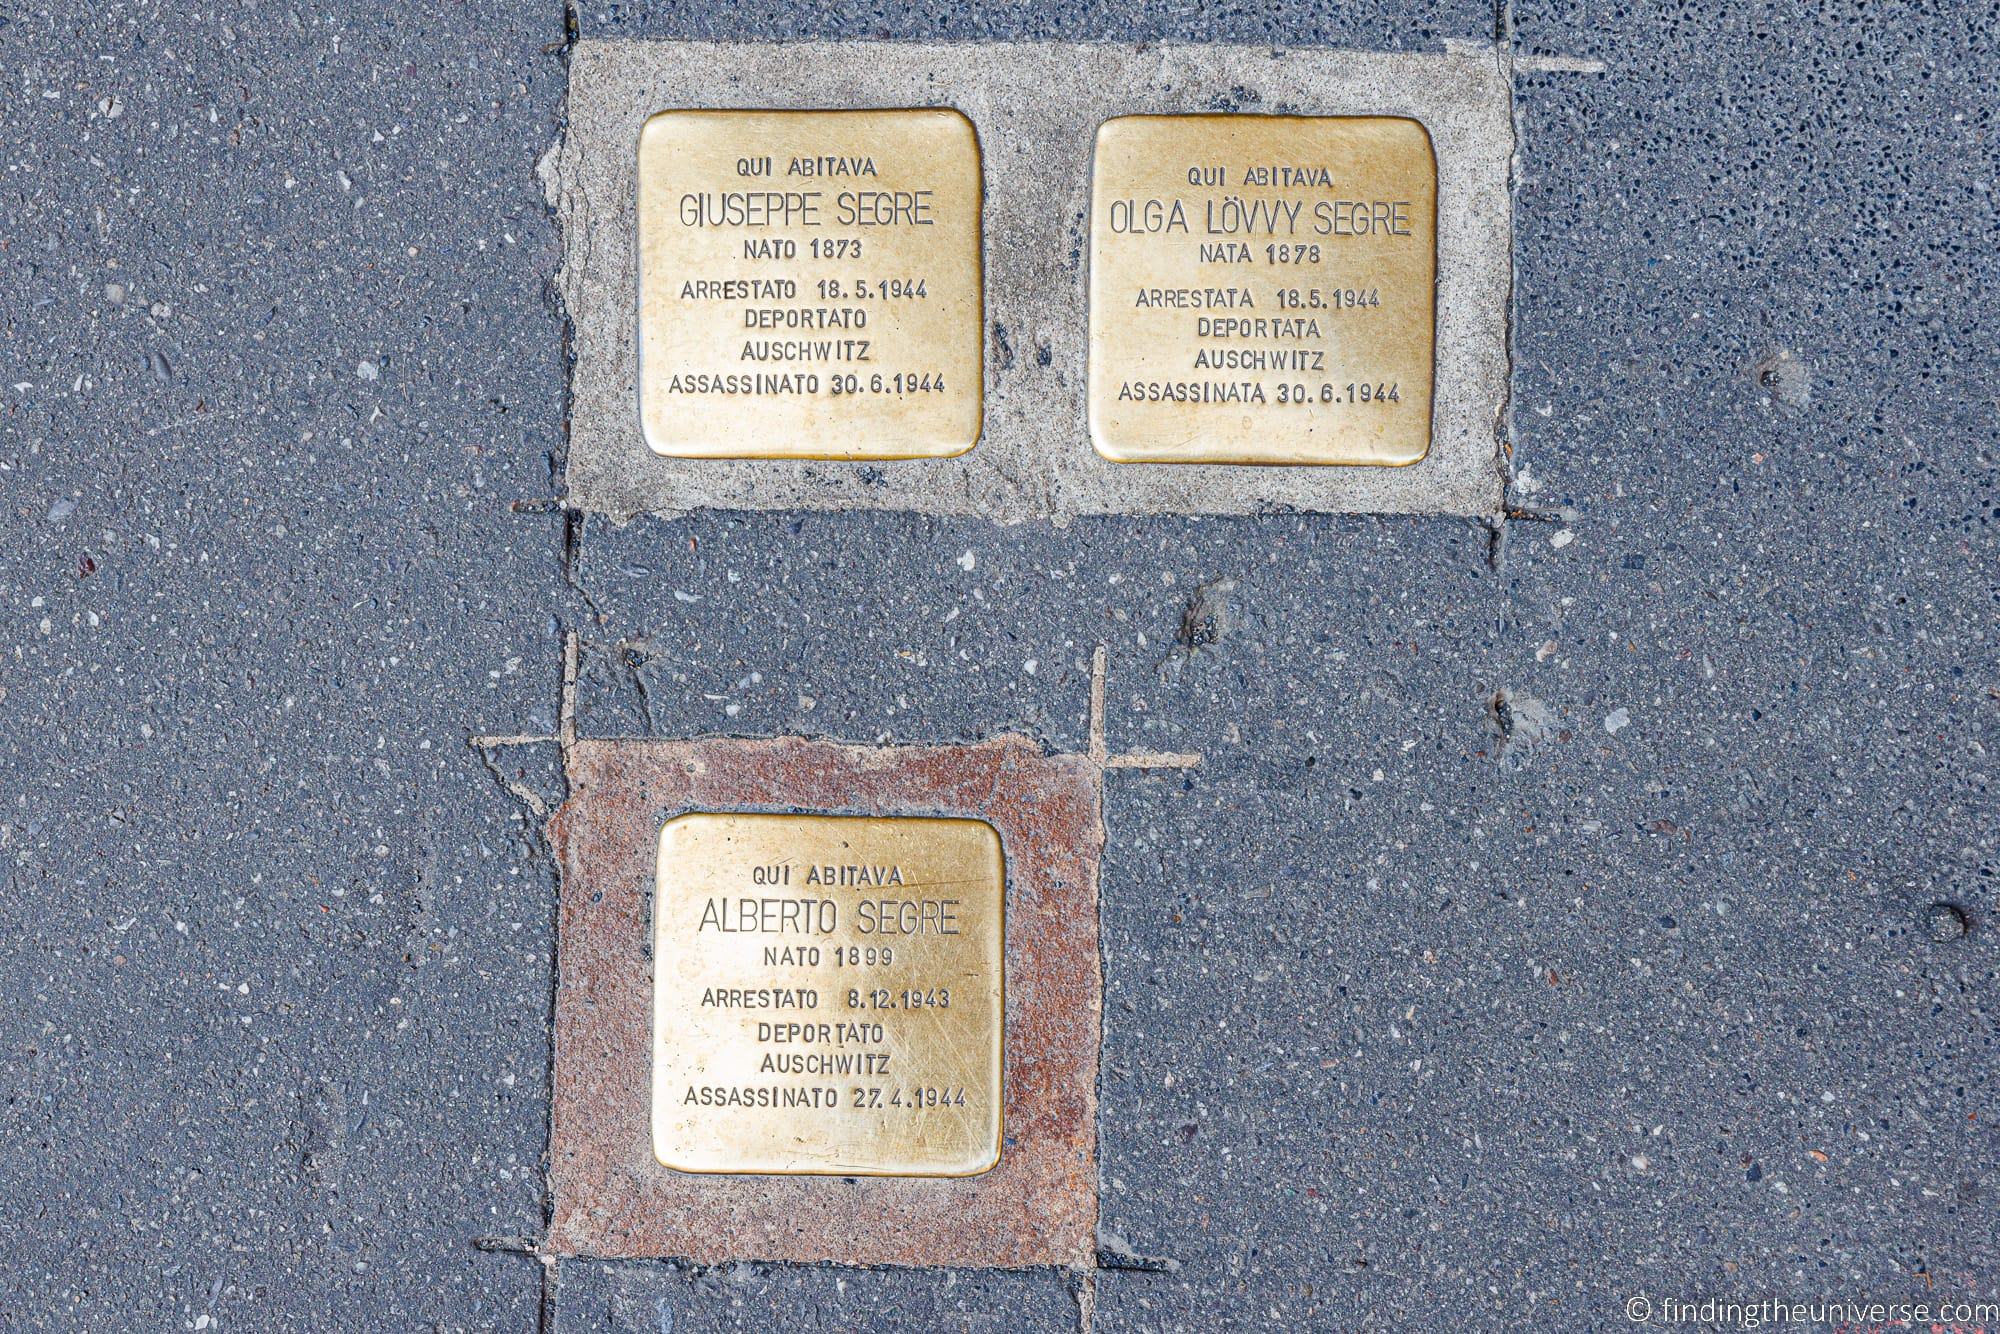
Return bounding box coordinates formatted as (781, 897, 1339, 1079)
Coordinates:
(835, 189, 935, 226)
(805, 863, 905, 887)
(1108, 197, 1188, 234)
(854, 898, 962, 935)
(1087, 115, 1436, 465)
(637, 109, 980, 459)
(699, 987, 819, 1009)
(758, 1051, 892, 1075)
(1204, 195, 1302, 236)
(696, 896, 838, 933)
(756, 1021, 887, 1044)
(679, 191, 821, 228)
(681, 1084, 841, 1108)
(651, 810, 1002, 1174)
(788, 155, 878, 177)
(1134, 287, 1254, 309)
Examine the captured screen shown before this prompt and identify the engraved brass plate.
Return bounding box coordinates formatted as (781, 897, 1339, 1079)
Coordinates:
(637, 109, 984, 459)
(1087, 115, 1437, 466)
(651, 812, 1004, 1176)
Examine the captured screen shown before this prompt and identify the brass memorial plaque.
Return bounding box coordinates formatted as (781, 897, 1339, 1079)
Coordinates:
(651, 812, 1005, 1176)
(637, 109, 984, 459)
(1088, 115, 1437, 466)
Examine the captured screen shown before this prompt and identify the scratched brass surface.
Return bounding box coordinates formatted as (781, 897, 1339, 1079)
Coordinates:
(1088, 115, 1437, 466)
(637, 109, 983, 459)
(652, 813, 1004, 1176)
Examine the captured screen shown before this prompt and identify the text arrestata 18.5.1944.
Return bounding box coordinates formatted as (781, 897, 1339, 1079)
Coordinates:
(1088, 115, 1438, 466)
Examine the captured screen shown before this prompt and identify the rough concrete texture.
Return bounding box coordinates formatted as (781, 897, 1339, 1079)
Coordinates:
(553, 41, 1511, 521)
(547, 737, 1102, 1268)
(575, 0, 1494, 47)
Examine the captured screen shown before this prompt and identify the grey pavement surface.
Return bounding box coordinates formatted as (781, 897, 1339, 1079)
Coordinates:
(556, 1261, 1080, 1332)
(3, 2, 567, 1327)
(4, 3, 1996, 1334)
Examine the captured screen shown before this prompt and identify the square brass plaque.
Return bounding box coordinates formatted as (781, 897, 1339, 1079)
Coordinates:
(1088, 115, 1438, 466)
(637, 109, 984, 459)
(651, 812, 1004, 1177)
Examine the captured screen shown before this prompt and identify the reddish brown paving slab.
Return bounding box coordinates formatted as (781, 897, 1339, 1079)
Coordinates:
(545, 735, 1102, 1268)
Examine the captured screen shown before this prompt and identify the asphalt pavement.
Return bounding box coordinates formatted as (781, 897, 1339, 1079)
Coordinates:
(2, 2, 1993, 1330)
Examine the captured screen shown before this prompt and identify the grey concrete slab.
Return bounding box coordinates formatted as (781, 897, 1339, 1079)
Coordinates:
(572, 0, 1496, 48)
(553, 41, 1512, 521)
(0, 1, 571, 1327)
(555, 1259, 1080, 1332)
